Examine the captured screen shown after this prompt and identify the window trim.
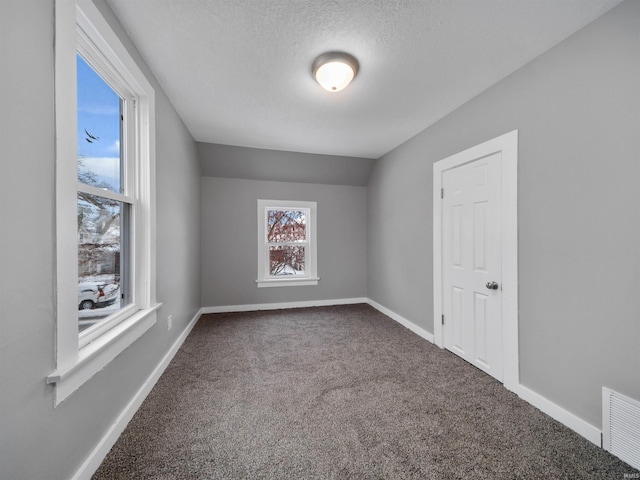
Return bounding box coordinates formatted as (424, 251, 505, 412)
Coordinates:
(48, 0, 158, 405)
(256, 199, 319, 288)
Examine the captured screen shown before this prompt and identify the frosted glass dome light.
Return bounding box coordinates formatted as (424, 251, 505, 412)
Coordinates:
(312, 52, 359, 92)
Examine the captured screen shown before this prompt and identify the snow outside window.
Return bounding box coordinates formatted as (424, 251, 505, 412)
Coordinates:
(257, 200, 319, 287)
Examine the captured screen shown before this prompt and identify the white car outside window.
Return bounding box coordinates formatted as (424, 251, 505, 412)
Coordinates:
(77, 282, 119, 310)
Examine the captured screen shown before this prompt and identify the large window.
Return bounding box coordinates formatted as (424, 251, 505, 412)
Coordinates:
(257, 200, 318, 287)
(48, 0, 158, 405)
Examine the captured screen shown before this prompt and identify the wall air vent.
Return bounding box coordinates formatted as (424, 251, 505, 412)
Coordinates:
(603, 387, 640, 470)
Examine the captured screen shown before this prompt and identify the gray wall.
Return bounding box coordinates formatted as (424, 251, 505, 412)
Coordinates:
(1, 1, 637, 478)
(368, 0, 640, 428)
(199, 142, 375, 186)
(0, 1, 201, 479)
(201, 177, 367, 307)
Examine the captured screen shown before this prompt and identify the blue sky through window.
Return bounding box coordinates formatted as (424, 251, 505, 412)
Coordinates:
(77, 54, 121, 192)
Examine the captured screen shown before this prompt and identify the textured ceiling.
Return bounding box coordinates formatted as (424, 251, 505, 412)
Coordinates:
(106, 0, 622, 159)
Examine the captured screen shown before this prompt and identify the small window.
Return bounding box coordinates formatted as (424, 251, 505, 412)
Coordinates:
(257, 200, 318, 287)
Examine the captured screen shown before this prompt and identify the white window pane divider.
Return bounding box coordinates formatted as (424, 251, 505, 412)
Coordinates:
(77, 181, 134, 204)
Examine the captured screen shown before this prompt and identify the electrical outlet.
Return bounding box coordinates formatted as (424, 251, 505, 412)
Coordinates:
(167, 314, 173, 331)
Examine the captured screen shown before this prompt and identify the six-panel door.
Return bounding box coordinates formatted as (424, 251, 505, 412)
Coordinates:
(442, 152, 503, 381)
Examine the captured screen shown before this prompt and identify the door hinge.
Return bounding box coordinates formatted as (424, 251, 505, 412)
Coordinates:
(441, 314, 445, 325)
(441, 188, 444, 199)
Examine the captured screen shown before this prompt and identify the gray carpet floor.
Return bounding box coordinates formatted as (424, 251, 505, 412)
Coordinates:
(93, 304, 638, 479)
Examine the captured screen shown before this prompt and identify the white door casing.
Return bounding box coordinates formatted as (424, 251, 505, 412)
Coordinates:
(433, 130, 518, 391)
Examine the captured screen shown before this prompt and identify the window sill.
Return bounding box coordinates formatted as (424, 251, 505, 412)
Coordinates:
(46, 303, 161, 405)
(256, 277, 320, 288)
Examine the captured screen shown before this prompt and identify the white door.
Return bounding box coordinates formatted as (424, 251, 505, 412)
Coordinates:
(442, 152, 503, 381)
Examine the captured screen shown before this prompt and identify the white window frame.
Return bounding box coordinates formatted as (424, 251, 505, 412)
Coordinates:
(257, 199, 319, 288)
(47, 0, 159, 405)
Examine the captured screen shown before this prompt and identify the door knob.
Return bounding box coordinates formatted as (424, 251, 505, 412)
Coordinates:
(486, 281, 499, 290)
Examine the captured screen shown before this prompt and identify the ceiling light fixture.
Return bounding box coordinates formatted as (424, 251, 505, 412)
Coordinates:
(312, 52, 359, 92)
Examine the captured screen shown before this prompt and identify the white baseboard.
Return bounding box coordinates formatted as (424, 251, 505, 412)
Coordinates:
(202, 298, 435, 345)
(366, 298, 435, 343)
(512, 383, 602, 446)
(72, 308, 204, 480)
(201, 297, 368, 314)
